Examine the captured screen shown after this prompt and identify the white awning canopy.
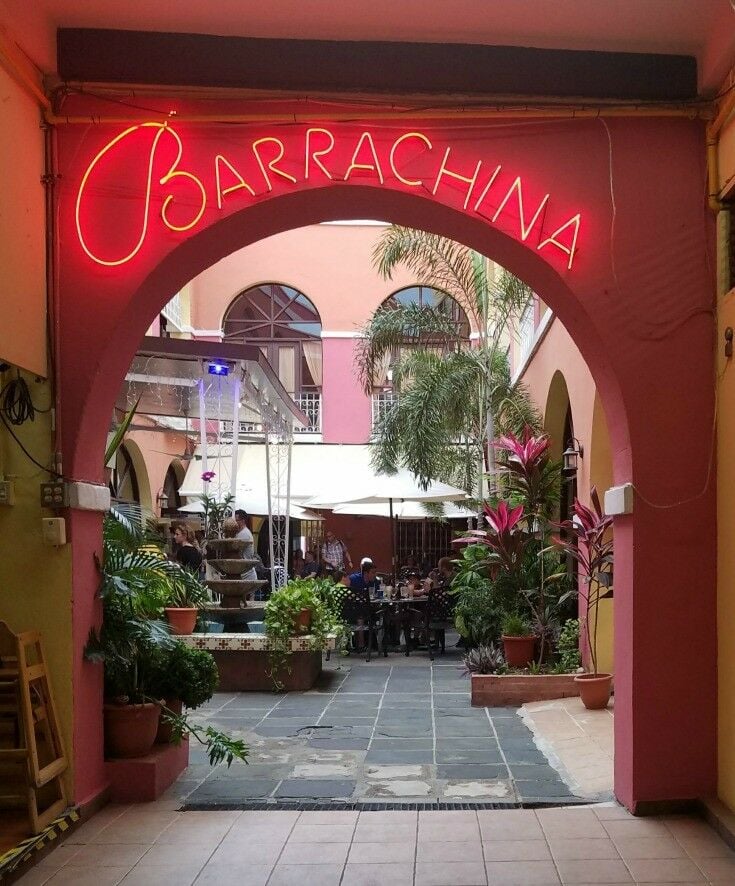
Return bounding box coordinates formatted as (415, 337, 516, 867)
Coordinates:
(179, 443, 469, 515)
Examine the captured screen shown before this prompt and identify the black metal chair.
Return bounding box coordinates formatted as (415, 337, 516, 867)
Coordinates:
(340, 589, 380, 662)
(425, 586, 456, 661)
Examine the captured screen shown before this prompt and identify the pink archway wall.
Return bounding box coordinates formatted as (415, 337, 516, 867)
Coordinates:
(55, 115, 715, 813)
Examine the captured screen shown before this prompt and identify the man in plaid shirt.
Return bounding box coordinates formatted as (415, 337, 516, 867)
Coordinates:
(321, 529, 353, 573)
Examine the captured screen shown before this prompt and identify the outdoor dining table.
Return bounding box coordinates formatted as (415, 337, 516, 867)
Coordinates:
(368, 593, 430, 655)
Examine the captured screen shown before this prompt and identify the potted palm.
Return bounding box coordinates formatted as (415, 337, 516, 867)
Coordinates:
(163, 574, 209, 635)
(552, 488, 614, 709)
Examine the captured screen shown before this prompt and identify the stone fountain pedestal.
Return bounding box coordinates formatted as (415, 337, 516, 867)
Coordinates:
(204, 538, 268, 608)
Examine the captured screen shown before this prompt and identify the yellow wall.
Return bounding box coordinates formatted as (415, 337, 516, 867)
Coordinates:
(718, 285, 735, 810)
(0, 66, 47, 376)
(590, 393, 614, 676)
(0, 368, 74, 793)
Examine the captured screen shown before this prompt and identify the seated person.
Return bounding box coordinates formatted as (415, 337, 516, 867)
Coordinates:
(302, 549, 320, 578)
(435, 556, 455, 590)
(405, 571, 427, 597)
(332, 569, 351, 587)
(292, 548, 305, 577)
(348, 561, 378, 600)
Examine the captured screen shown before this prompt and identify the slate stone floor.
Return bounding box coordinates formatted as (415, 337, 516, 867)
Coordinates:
(178, 652, 582, 807)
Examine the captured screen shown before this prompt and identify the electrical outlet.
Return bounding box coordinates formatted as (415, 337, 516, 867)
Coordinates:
(40, 481, 68, 509)
(42, 517, 66, 546)
(0, 480, 15, 505)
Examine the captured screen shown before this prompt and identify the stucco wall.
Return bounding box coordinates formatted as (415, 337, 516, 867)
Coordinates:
(0, 66, 47, 376)
(718, 286, 735, 810)
(517, 315, 614, 675)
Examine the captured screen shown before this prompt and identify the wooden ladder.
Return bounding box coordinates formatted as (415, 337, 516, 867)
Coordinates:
(0, 622, 68, 834)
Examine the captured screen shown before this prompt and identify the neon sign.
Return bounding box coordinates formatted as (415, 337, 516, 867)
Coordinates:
(74, 122, 582, 270)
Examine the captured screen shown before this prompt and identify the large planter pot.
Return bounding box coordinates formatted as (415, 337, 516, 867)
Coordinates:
(156, 698, 183, 744)
(575, 673, 613, 710)
(295, 608, 312, 634)
(165, 607, 198, 635)
(502, 634, 536, 668)
(104, 702, 160, 759)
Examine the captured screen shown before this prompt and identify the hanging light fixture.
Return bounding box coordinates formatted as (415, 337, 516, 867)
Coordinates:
(562, 438, 584, 476)
(156, 489, 169, 510)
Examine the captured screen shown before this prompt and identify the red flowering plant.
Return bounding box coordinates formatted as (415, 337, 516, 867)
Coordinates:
(453, 500, 528, 577)
(493, 428, 560, 526)
(550, 487, 613, 676)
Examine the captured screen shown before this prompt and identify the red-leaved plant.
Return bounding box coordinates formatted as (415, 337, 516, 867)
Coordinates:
(552, 487, 613, 676)
(493, 428, 559, 523)
(453, 500, 527, 576)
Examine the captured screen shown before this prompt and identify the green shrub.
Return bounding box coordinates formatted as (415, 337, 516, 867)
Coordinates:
(462, 644, 504, 675)
(501, 613, 533, 636)
(557, 618, 581, 672)
(147, 642, 219, 709)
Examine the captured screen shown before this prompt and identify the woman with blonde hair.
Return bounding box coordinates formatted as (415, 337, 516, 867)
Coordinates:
(173, 523, 202, 572)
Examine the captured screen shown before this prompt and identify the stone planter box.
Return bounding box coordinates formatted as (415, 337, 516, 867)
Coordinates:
(180, 632, 337, 692)
(471, 673, 581, 707)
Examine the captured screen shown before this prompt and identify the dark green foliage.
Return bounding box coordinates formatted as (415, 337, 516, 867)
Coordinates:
(557, 619, 581, 672)
(146, 642, 219, 709)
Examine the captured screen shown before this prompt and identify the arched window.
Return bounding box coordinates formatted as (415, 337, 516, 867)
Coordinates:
(385, 285, 470, 339)
(372, 285, 470, 391)
(222, 284, 322, 397)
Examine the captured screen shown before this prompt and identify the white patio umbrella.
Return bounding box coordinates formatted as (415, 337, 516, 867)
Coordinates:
(331, 501, 474, 520)
(304, 472, 468, 578)
(179, 497, 321, 521)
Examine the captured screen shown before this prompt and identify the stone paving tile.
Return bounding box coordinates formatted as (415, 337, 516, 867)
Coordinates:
(436, 763, 509, 780)
(275, 779, 357, 798)
(364, 749, 435, 764)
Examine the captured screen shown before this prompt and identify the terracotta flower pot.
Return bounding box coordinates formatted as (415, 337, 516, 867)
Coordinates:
(155, 697, 183, 744)
(164, 607, 197, 635)
(502, 634, 536, 668)
(104, 702, 160, 758)
(574, 673, 613, 709)
(296, 608, 312, 634)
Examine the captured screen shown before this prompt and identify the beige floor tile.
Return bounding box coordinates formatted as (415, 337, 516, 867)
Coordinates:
(136, 841, 213, 866)
(267, 863, 344, 885)
(120, 863, 200, 885)
(548, 838, 620, 860)
(676, 833, 735, 858)
(341, 862, 415, 885)
(298, 810, 360, 825)
(278, 841, 350, 865)
(484, 860, 560, 885)
(482, 840, 551, 861)
(417, 841, 484, 863)
(45, 867, 131, 885)
(195, 863, 276, 885)
(537, 808, 608, 840)
(288, 823, 356, 843)
(555, 858, 633, 883)
(613, 837, 686, 860)
(232, 810, 300, 827)
(478, 810, 544, 841)
(155, 820, 231, 845)
(36, 846, 82, 870)
(347, 841, 416, 863)
(358, 810, 418, 823)
(419, 821, 481, 842)
(415, 860, 488, 885)
(603, 819, 672, 841)
(624, 858, 705, 882)
(63, 843, 148, 868)
(14, 869, 54, 886)
(90, 816, 179, 845)
(207, 839, 284, 866)
(353, 823, 417, 843)
(419, 811, 479, 824)
(692, 855, 735, 881)
(663, 818, 727, 842)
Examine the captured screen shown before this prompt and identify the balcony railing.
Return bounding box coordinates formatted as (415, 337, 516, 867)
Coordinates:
(294, 392, 321, 433)
(372, 391, 398, 429)
(220, 392, 321, 438)
(161, 291, 184, 330)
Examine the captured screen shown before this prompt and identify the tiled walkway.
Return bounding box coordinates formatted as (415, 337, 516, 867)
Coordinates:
(182, 659, 574, 805)
(17, 803, 735, 885)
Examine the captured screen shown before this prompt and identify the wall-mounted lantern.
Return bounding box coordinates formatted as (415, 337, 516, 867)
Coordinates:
(562, 438, 584, 476)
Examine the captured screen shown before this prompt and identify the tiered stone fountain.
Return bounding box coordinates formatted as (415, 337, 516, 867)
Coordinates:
(204, 537, 267, 609)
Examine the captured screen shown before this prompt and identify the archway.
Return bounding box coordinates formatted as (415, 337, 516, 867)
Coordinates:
(56, 117, 715, 812)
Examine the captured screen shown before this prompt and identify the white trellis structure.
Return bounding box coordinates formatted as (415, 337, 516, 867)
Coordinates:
(119, 337, 306, 594)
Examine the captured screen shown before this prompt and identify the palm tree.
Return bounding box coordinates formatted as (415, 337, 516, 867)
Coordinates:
(356, 226, 541, 504)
